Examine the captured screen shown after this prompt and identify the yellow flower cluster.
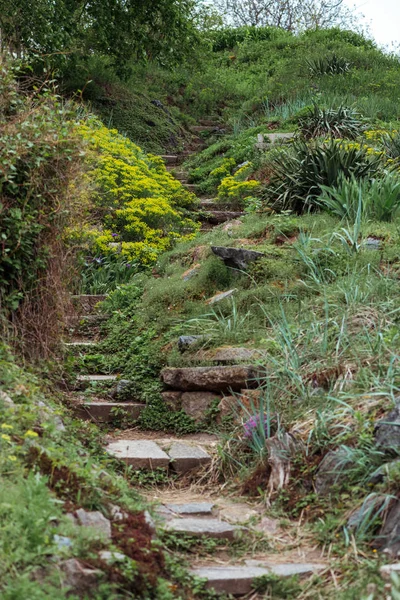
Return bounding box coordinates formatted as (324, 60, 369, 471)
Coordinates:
(217, 161, 260, 203)
(74, 121, 199, 265)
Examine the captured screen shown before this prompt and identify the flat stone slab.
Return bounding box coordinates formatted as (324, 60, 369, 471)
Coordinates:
(77, 375, 117, 382)
(163, 503, 214, 516)
(74, 402, 144, 423)
(161, 365, 260, 392)
(106, 440, 170, 469)
(167, 442, 211, 474)
(161, 155, 179, 164)
(163, 518, 238, 540)
(191, 563, 324, 595)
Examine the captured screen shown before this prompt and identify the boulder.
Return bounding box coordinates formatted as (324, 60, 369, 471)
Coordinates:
(161, 365, 261, 392)
(375, 405, 400, 452)
(315, 448, 355, 495)
(374, 499, 400, 556)
(161, 391, 182, 411)
(178, 335, 208, 352)
(181, 391, 222, 421)
(59, 559, 102, 592)
(211, 246, 265, 270)
(75, 509, 112, 539)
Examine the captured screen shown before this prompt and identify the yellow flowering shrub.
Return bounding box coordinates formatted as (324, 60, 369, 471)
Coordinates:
(74, 120, 199, 265)
(217, 161, 260, 207)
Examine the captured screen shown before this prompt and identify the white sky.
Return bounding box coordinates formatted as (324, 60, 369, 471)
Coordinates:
(349, 0, 400, 47)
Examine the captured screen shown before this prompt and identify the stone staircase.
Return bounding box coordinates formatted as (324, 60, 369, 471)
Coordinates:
(162, 118, 245, 230)
(64, 121, 326, 595)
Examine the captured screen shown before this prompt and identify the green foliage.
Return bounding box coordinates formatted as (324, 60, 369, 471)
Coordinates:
(1, 0, 201, 76)
(298, 105, 364, 140)
(264, 139, 381, 213)
(320, 172, 400, 223)
(252, 573, 302, 597)
(79, 255, 139, 295)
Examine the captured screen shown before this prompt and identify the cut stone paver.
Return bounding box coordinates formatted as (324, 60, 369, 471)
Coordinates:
(160, 155, 179, 165)
(74, 402, 144, 423)
(106, 440, 170, 469)
(163, 517, 238, 540)
(191, 563, 324, 595)
(167, 442, 211, 474)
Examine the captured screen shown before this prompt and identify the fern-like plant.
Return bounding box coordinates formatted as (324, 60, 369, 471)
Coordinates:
(306, 54, 351, 76)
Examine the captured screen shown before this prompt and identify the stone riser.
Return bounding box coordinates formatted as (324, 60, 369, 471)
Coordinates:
(74, 402, 144, 423)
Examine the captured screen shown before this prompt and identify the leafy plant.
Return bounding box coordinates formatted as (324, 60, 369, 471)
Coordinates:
(306, 53, 351, 76)
(320, 172, 400, 222)
(264, 139, 381, 213)
(299, 104, 364, 140)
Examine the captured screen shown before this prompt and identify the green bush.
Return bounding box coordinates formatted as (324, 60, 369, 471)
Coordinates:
(264, 139, 381, 213)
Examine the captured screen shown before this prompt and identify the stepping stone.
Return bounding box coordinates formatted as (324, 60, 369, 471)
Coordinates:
(161, 365, 261, 392)
(162, 503, 214, 516)
(167, 442, 211, 474)
(74, 402, 144, 423)
(106, 440, 170, 469)
(189, 125, 218, 133)
(191, 563, 324, 595)
(76, 509, 112, 539)
(77, 375, 117, 382)
(71, 295, 107, 312)
(163, 517, 238, 540)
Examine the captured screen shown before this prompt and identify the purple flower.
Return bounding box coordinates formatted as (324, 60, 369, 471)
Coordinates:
(111, 233, 118, 238)
(243, 413, 274, 440)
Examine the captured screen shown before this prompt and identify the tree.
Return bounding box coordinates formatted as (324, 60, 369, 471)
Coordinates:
(0, 0, 200, 72)
(213, 0, 359, 31)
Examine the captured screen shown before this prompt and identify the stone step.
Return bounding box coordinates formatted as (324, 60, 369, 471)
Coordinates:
(64, 341, 98, 349)
(107, 440, 170, 469)
(200, 200, 220, 210)
(77, 374, 118, 382)
(157, 503, 214, 517)
(74, 402, 144, 423)
(190, 563, 325, 596)
(160, 155, 180, 165)
(71, 295, 107, 313)
(105, 439, 212, 472)
(199, 211, 244, 225)
(163, 517, 239, 540)
(189, 125, 219, 133)
(168, 442, 211, 474)
(161, 365, 261, 392)
(194, 347, 263, 364)
(183, 183, 198, 193)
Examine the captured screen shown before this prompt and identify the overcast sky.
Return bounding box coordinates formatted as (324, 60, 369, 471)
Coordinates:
(349, 0, 400, 47)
